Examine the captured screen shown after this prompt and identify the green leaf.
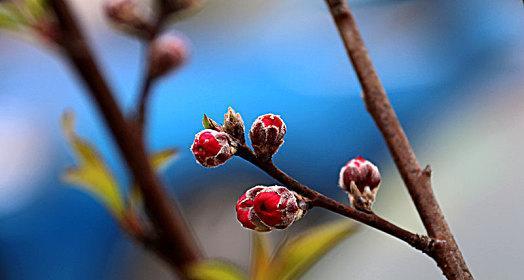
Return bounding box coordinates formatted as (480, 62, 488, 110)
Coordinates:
(61, 111, 125, 220)
(251, 233, 271, 280)
(151, 148, 178, 170)
(0, 2, 29, 24)
(26, 0, 47, 19)
(186, 260, 248, 280)
(268, 221, 358, 280)
(0, 5, 22, 29)
(202, 114, 222, 131)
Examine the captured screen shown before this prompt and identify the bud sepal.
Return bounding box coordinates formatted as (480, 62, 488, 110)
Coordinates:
(202, 114, 223, 132)
(223, 107, 245, 144)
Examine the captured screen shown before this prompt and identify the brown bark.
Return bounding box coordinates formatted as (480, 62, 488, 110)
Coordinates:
(324, 0, 473, 278)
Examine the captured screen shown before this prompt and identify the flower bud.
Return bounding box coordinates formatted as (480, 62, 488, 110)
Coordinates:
(191, 129, 235, 167)
(249, 114, 286, 159)
(236, 186, 271, 232)
(235, 185, 306, 231)
(339, 156, 381, 211)
(104, 0, 147, 26)
(148, 34, 188, 79)
(223, 107, 245, 144)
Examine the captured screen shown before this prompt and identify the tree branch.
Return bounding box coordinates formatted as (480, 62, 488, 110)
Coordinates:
(236, 146, 439, 255)
(323, 0, 472, 279)
(49, 0, 201, 275)
(134, 13, 164, 132)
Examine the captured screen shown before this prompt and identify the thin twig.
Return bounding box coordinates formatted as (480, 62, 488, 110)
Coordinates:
(136, 65, 154, 131)
(236, 146, 439, 255)
(323, 0, 472, 279)
(49, 0, 201, 275)
(134, 15, 164, 132)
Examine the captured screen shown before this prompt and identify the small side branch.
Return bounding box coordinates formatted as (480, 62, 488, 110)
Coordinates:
(136, 70, 154, 131)
(133, 8, 165, 133)
(236, 146, 438, 256)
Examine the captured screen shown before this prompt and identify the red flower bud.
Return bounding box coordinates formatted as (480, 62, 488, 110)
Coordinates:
(249, 114, 286, 159)
(236, 187, 271, 232)
(149, 34, 188, 78)
(339, 156, 381, 211)
(235, 186, 306, 231)
(191, 129, 235, 167)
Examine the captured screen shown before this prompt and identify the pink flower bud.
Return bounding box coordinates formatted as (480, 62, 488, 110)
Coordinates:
(149, 34, 188, 78)
(235, 185, 306, 231)
(104, 0, 141, 25)
(339, 156, 381, 211)
(191, 129, 235, 167)
(249, 114, 287, 159)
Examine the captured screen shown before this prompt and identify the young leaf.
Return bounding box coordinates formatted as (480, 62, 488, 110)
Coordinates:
(151, 148, 178, 170)
(268, 221, 358, 280)
(251, 233, 271, 280)
(202, 114, 222, 131)
(0, 5, 22, 29)
(26, 0, 47, 19)
(186, 260, 248, 280)
(61, 111, 125, 220)
(0, 2, 29, 25)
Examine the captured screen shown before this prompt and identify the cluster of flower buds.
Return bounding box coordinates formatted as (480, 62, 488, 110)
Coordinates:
(249, 114, 286, 160)
(236, 186, 307, 232)
(191, 129, 236, 167)
(148, 34, 188, 79)
(192, 108, 287, 167)
(339, 156, 381, 212)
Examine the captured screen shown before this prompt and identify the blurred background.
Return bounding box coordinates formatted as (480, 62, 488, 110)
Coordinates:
(1, 0, 523, 279)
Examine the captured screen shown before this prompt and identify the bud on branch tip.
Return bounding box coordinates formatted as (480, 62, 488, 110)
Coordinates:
(104, 0, 151, 31)
(149, 34, 188, 79)
(339, 156, 381, 212)
(249, 114, 287, 160)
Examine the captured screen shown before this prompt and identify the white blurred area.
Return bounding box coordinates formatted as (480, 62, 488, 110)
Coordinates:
(0, 103, 53, 216)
